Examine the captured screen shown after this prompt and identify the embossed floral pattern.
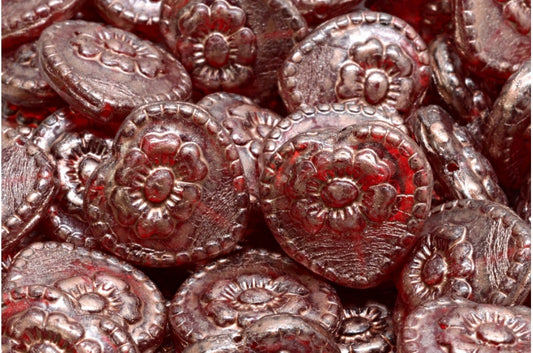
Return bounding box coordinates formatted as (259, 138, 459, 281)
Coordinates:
(5, 308, 91, 353)
(406, 224, 475, 305)
(110, 131, 208, 239)
(338, 305, 394, 351)
(177, 0, 257, 90)
(55, 273, 141, 326)
(225, 105, 280, 158)
(201, 274, 310, 328)
(336, 38, 415, 112)
(438, 307, 531, 352)
(54, 132, 112, 214)
(286, 147, 398, 234)
(70, 28, 165, 78)
(497, 0, 531, 34)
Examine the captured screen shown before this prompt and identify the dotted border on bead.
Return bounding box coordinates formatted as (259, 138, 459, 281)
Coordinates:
(260, 121, 434, 287)
(430, 199, 531, 306)
(86, 101, 249, 267)
(168, 248, 342, 348)
(279, 11, 430, 112)
(3, 241, 168, 352)
(37, 20, 192, 122)
(1, 130, 57, 252)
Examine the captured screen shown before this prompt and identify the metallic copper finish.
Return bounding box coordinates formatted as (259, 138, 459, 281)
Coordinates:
(261, 102, 408, 171)
(452, 0, 530, 80)
(482, 60, 531, 190)
(94, 0, 163, 41)
(2, 41, 60, 108)
(1, 0, 86, 50)
(408, 105, 507, 204)
(169, 249, 341, 349)
(1, 128, 57, 253)
(279, 11, 431, 115)
(37, 20, 192, 123)
(399, 297, 531, 353)
(2, 285, 139, 353)
(289, 0, 364, 26)
(84, 101, 250, 267)
(198, 92, 282, 209)
(337, 302, 395, 353)
(32, 108, 114, 248)
(182, 335, 242, 353)
(261, 122, 433, 288)
(429, 35, 492, 128)
(243, 314, 340, 353)
(160, 0, 307, 103)
(3, 241, 167, 352)
(51, 131, 113, 214)
(398, 199, 531, 312)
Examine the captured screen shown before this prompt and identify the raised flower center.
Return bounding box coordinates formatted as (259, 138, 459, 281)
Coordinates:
(364, 71, 389, 104)
(237, 288, 273, 305)
(105, 38, 136, 57)
(204, 33, 230, 68)
(321, 180, 359, 208)
(341, 316, 371, 337)
(477, 322, 516, 345)
(144, 169, 174, 203)
(78, 155, 100, 185)
(421, 253, 447, 286)
(78, 292, 107, 313)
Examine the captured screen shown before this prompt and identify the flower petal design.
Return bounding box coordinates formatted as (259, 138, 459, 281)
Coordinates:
(94, 273, 142, 324)
(389, 77, 414, 112)
(205, 300, 238, 327)
(291, 199, 326, 234)
(137, 57, 164, 78)
(118, 57, 135, 73)
(110, 187, 145, 226)
(209, 0, 246, 35)
(446, 277, 472, 298)
(114, 149, 151, 187)
(136, 208, 176, 239)
(174, 142, 208, 182)
(71, 35, 101, 58)
(311, 150, 335, 182)
(361, 183, 397, 222)
(100, 50, 121, 69)
(328, 206, 366, 233)
(332, 148, 354, 178)
(141, 132, 181, 166)
(447, 242, 475, 277)
(166, 183, 201, 222)
(352, 149, 391, 189)
(177, 37, 201, 70)
(193, 65, 224, 90)
(384, 44, 412, 77)
(178, 3, 211, 38)
(351, 38, 383, 69)
(55, 275, 93, 295)
(221, 64, 254, 89)
(286, 160, 318, 198)
(336, 63, 364, 100)
(228, 28, 256, 65)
